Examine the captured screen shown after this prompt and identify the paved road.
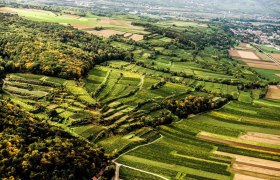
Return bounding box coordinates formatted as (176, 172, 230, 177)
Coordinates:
(254, 44, 280, 66)
(115, 163, 169, 180)
(113, 135, 165, 180)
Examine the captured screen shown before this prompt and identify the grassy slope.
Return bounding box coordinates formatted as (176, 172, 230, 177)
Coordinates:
(0, 7, 146, 34)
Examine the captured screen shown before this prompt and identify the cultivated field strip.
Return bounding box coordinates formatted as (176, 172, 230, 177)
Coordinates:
(116, 100, 280, 179)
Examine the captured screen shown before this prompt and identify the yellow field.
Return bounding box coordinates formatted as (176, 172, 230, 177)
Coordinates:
(240, 132, 280, 145)
(0, 7, 148, 36)
(271, 53, 280, 62)
(215, 151, 280, 179)
(87, 29, 125, 38)
(130, 34, 144, 41)
(237, 50, 260, 60)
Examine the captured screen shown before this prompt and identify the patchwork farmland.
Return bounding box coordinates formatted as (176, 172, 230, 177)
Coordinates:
(230, 44, 280, 73)
(0, 7, 147, 38)
(0, 6, 280, 180)
(117, 101, 280, 180)
(2, 63, 278, 179)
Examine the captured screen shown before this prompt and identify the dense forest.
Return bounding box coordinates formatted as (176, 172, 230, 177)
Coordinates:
(0, 14, 127, 79)
(0, 98, 106, 179)
(132, 22, 235, 50)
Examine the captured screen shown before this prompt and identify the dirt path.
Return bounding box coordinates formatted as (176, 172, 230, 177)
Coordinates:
(138, 75, 145, 90)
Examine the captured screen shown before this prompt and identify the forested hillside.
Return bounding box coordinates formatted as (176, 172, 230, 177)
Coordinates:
(0, 14, 127, 79)
(0, 98, 105, 179)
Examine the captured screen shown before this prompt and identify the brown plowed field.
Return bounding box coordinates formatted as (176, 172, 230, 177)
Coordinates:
(240, 132, 280, 145)
(215, 151, 280, 179)
(130, 34, 144, 41)
(237, 58, 280, 70)
(234, 174, 265, 180)
(0, 7, 17, 14)
(197, 134, 280, 153)
(87, 30, 125, 38)
(229, 49, 280, 70)
(271, 53, 280, 62)
(266, 85, 280, 100)
(229, 50, 262, 60)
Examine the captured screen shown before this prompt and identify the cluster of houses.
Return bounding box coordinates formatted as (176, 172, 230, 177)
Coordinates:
(231, 27, 280, 50)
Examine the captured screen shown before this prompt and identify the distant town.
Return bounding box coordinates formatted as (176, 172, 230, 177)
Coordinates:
(228, 20, 280, 51)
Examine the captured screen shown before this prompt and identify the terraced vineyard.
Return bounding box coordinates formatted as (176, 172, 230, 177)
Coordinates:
(3, 66, 279, 179)
(117, 100, 280, 180)
(1, 31, 276, 179)
(2, 61, 247, 153)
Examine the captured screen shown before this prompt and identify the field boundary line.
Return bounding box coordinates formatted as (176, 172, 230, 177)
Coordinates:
(113, 134, 164, 180)
(113, 101, 232, 179)
(175, 101, 232, 124)
(116, 162, 169, 180)
(138, 74, 145, 90)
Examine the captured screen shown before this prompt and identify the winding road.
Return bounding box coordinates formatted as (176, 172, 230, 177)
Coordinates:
(113, 135, 167, 180)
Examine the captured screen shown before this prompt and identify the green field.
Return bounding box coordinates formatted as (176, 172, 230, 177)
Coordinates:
(0, 7, 147, 34)
(257, 44, 280, 53)
(253, 68, 280, 82)
(116, 100, 280, 179)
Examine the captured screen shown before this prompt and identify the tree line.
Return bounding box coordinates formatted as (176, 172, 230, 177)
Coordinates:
(163, 95, 227, 118)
